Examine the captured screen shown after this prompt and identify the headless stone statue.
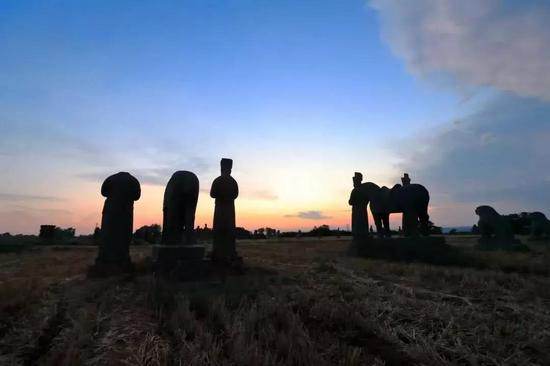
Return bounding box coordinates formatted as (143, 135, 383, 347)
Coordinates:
(95, 172, 141, 271)
(153, 171, 205, 278)
(210, 158, 239, 263)
(348, 172, 369, 245)
(161, 171, 199, 245)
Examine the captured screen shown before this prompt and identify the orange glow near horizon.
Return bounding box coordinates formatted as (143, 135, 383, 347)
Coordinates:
(0, 167, 435, 235)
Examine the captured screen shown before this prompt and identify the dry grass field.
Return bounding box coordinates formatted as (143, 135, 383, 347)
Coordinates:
(1, 237, 549, 365)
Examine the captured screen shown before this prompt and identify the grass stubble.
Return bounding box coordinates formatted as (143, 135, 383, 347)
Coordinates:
(0, 237, 549, 365)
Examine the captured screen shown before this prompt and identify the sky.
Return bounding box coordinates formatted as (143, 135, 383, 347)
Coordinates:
(1, 0, 549, 234)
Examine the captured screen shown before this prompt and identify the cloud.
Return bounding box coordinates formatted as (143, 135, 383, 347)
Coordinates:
(246, 190, 278, 201)
(0, 193, 64, 202)
(0, 120, 111, 166)
(285, 210, 332, 220)
(371, 0, 550, 100)
(77, 157, 210, 186)
(394, 94, 550, 222)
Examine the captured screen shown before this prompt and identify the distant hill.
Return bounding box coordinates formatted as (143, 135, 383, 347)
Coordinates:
(442, 226, 472, 234)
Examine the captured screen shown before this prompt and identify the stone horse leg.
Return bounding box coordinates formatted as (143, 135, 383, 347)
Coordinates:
(373, 213, 384, 238)
(419, 210, 430, 236)
(382, 213, 391, 237)
(402, 210, 419, 237)
(403, 210, 429, 236)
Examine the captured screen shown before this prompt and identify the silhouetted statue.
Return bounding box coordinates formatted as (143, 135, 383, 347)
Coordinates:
(210, 158, 240, 264)
(401, 173, 411, 186)
(161, 171, 199, 245)
(348, 172, 370, 244)
(152, 171, 206, 278)
(475, 206, 521, 248)
(357, 174, 430, 237)
(527, 212, 550, 240)
(95, 172, 141, 270)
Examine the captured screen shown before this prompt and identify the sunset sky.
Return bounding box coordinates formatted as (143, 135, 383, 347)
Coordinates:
(1, 0, 549, 234)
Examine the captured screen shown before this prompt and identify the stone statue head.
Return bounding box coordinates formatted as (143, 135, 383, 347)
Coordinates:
(475, 205, 499, 218)
(221, 158, 233, 176)
(353, 172, 363, 188)
(401, 173, 411, 186)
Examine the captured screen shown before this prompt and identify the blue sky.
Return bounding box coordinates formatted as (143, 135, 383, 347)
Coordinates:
(1, 0, 549, 233)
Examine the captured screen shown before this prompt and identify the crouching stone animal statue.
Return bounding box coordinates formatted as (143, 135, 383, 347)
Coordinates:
(527, 212, 550, 240)
(475, 206, 521, 249)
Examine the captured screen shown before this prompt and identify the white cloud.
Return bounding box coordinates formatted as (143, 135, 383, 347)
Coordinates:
(394, 94, 550, 225)
(371, 0, 550, 100)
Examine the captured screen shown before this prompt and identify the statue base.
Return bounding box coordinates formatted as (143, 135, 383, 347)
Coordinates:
(351, 236, 459, 265)
(88, 259, 134, 278)
(527, 236, 550, 243)
(152, 244, 208, 280)
(210, 253, 244, 274)
(476, 237, 528, 251)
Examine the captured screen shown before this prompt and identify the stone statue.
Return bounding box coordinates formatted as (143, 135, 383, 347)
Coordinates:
(475, 205, 521, 248)
(401, 173, 411, 186)
(356, 174, 430, 237)
(161, 171, 199, 245)
(527, 212, 550, 240)
(153, 171, 205, 278)
(210, 158, 240, 264)
(95, 172, 141, 270)
(348, 172, 370, 244)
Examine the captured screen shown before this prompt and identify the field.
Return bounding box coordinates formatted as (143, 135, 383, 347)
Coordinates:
(1, 236, 550, 365)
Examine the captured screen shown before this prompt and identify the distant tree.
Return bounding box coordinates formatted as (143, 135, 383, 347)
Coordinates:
(471, 224, 479, 234)
(427, 221, 443, 235)
(265, 227, 277, 238)
(196, 224, 213, 241)
(448, 228, 457, 235)
(134, 224, 161, 244)
(236, 227, 252, 239)
(39, 225, 56, 239)
(253, 228, 266, 239)
(309, 224, 331, 237)
(93, 226, 101, 241)
(58, 227, 75, 239)
(39, 225, 75, 241)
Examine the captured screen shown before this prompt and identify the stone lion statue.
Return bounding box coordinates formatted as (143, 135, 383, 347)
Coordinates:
(475, 205, 521, 248)
(527, 212, 550, 240)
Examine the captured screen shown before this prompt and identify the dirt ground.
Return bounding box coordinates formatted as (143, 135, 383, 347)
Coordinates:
(1, 237, 549, 365)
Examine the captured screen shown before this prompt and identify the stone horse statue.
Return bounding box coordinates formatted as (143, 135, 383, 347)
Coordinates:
(357, 175, 430, 237)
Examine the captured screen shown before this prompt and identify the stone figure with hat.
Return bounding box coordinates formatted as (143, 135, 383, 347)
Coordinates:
(401, 173, 411, 186)
(210, 158, 241, 264)
(348, 172, 370, 248)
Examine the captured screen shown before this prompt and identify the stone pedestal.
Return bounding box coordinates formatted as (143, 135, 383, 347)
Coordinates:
(527, 236, 550, 243)
(476, 237, 527, 251)
(88, 259, 134, 278)
(350, 236, 458, 265)
(152, 244, 208, 280)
